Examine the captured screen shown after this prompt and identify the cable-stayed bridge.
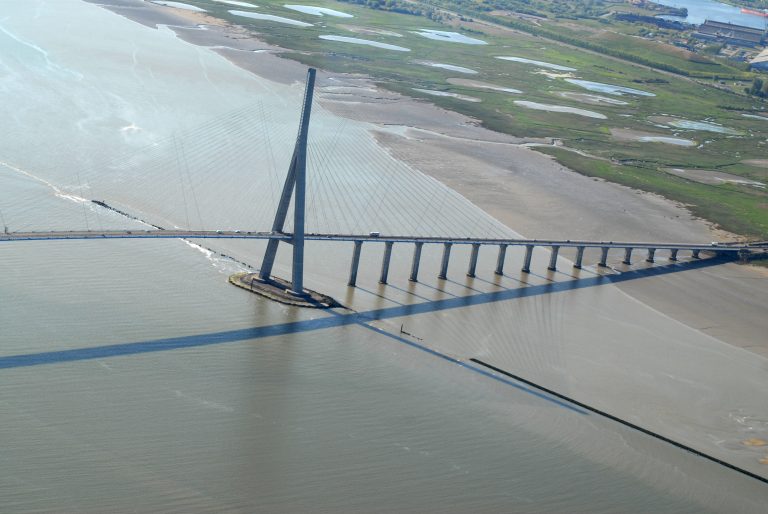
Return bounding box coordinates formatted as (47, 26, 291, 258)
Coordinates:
(1, 69, 764, 305)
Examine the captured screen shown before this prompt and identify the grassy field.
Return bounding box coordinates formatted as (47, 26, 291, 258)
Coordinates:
(187, 0, 768, 237)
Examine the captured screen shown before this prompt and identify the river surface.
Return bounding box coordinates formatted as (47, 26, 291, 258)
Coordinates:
(0, 0, 767, 512)
(656, 0, 768, 28)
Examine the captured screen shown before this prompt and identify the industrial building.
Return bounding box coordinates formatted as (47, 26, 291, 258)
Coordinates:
(693, 20, 765, 47)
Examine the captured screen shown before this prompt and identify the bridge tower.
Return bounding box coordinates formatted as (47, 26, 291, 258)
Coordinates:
(258, 68, 316, 296)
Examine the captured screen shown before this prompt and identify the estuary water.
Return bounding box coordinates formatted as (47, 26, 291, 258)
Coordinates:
(656, 0, 768, 28)
(1, 0, 767, 512)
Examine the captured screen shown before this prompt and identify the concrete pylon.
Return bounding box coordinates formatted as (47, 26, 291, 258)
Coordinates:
(258, 68, 316, 295)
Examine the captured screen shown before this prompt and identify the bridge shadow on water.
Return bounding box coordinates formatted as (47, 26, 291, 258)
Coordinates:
(0, 257, 724, 373)
(0, 258, 727, 412)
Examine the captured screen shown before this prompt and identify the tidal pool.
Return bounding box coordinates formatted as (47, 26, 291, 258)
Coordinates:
(319, 35, 410, 51)
(514, 101, 606, 119)
(412, 88, 481, 102)
(212, 0, 258, 7)
(151, 1, 207, 11)
(674, 120, 740, 134)
(341, 25, 402, 37)
(612, 128, 696, 146)
(650, 116, 741, 134)
(228, 10, 312, 26)
(447, 78, 521, 94)
(639, 136, 695, 145)
(415, 61, 478, 74)
(565, 79, 655, 97)
(414, 30, 487, 45)
(284, 5, 353, 17)
(496, 56, 576, 71)
(555, 91, 628, 106)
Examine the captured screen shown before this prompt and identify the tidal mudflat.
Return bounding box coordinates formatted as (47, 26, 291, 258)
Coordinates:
(447, 78, 521, 93)
(319, 35, 410, 51)
(412, 88, 481, 102)
(284, 5, 353, 17)
(650, 116, 741, 135)
(416, 61, 478, 74)
(565, 79, 655, 96)
(611, 128, 696, 146)
(414, 29, 487, 45)
(340, 25, 402, 37)
(664, 168, 766, 187)
(555, 91, 628, 106)
(212, 0, 257, 6)
(496, 56, 576, 71)
(151, 1, 206, 11)
(514, 100, 606, 119)
(229, 9, 312, 26)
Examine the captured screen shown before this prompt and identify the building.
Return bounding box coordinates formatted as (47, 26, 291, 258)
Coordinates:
(751, 47, 768, 71)
(693, 20, 765, 47)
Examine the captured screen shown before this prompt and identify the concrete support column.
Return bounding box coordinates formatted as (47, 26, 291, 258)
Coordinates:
(692, 249, 701, 259)
(467, 243, 481, 277)
(646, 248, 656, 263)
(574, 246, 585, 269)
(379, 242, 394, 284)
(670, 249, 679, 261)
(521, 245, 534, 273)
(348, 240, 362, 287)
(622, 247, 633, 265)
(598, 247, 609, 267)
(438, 243, 452, 280)
(547, 246, 560, 271)
(495, 245, 507, 275)
(409, 242, 423, 282)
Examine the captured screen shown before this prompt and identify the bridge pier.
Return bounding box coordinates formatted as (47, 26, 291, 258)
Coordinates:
(521, 244, 534, 273)
(622, 247, 633, 265)
(598, 247, 609, 267)
(379, 242, 394, 284)
(547, 246, 560, 272)
(670, 249, 679, 261)
(692, 249, 701, 259)
(573, 246, 585, 269)
(409, 242, 423, 282)
(495, 245, 507, 275)
(438, 243, 452, 280)
(348, 241, 363, 287)
(467, 243, 480, 277)
(646, 248, 656, 263)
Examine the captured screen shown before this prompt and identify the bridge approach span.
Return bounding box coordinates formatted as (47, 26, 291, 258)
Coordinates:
(3, 229, 765, 286)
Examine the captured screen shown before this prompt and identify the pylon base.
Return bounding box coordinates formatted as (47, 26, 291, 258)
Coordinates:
(229, 272, 341, 309)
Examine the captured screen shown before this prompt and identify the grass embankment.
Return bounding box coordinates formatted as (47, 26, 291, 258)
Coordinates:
(189, 0, 768, 238)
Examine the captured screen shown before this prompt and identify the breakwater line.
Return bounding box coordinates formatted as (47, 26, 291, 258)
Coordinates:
(472, 358, 768, 486)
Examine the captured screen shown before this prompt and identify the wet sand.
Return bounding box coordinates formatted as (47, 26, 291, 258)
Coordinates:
(90, 0, 768, 359)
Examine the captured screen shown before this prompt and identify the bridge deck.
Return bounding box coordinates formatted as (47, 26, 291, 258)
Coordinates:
(1, 229, 765, 252)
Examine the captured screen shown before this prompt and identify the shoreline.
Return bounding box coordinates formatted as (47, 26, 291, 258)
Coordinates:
(88, 0, 768, 357)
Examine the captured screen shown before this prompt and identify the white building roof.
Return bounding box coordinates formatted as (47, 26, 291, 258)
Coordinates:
(751, 47, 768, 64)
